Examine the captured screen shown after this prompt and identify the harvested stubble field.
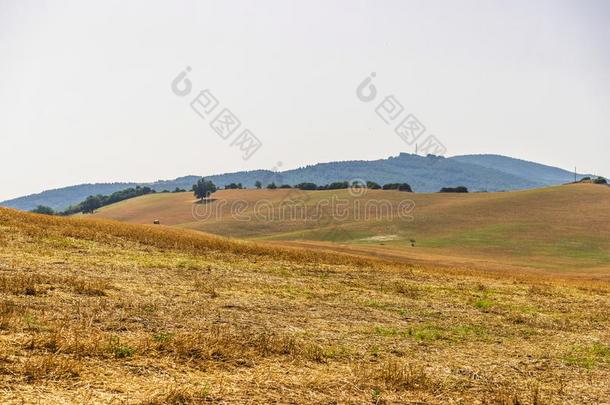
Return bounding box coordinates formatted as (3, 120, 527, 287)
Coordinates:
(0, 207, 609, 403)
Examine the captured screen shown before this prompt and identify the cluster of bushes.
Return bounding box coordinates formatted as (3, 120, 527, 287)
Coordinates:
(317, 181, 351, 190)
(579, 176, 607, 184)
(285, 181, 412, 192)
(31, 205, 56, 215)
(224, 183, 244, 189)
(253, 179, 414, 192)
(160, 187, 187, 193)
(264, 183, 290, 189)
(439, 186, 468, 193)
(293, 182, 317, 190)
(382, 183, 413, 192)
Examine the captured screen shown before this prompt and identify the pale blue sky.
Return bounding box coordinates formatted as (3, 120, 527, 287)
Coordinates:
(1, 0, 609, 200)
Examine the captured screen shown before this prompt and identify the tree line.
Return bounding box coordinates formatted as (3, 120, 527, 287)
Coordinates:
(193, 178, 467, 194)
(31, 186, 185, 216)
(253, 180, 415, 192)
(193, 179, 418, 192)
(30, 178, 475, 216)
(30, 173, 610, 217)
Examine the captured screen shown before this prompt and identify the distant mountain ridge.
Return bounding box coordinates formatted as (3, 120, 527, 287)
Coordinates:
(451, 154, 582, 185)
(1, 153, 596, 211)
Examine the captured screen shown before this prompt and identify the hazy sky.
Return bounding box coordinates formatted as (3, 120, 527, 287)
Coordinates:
(1, 0, 609, 201)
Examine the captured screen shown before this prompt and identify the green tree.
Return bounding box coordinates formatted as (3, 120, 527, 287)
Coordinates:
(192, 178, 217, 201)
(366, 181, 381, 189)
(255, 181, 262, 189)
(267, 182, 277, 190)
(82, 195, 103, 213)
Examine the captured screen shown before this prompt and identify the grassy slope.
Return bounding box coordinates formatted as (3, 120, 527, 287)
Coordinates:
(93, 184, 610, 274)
(0, 208, 609, 403)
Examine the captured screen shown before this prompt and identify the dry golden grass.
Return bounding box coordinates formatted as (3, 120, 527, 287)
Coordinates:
(0, 207, 609, 403)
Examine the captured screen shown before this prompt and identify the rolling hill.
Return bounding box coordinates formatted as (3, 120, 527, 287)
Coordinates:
(1, 153, 596, 211)
(91, 183, 610, 275)
(0, 205, 608, 402)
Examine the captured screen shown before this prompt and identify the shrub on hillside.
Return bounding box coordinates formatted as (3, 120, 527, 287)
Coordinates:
(383, 183, 412, 192)
(439, 186, 468, 193)
(31, 205, 55, 215)
(295, 182, 317, 190)
(321, 181, 350, 190)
